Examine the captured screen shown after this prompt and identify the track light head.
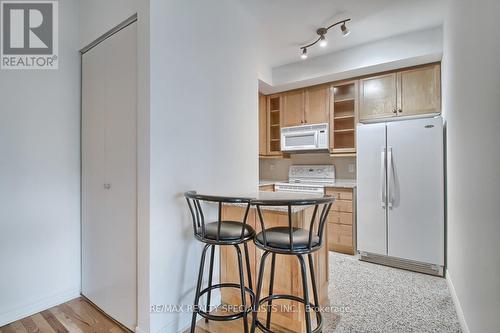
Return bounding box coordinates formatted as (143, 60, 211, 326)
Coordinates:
(319, 35, 327, 47)
(300, 48, 308, 59)
(341, 22, 350, 36)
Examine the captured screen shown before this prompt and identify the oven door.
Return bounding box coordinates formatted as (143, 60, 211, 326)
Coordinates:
(281, 130, 319, 151)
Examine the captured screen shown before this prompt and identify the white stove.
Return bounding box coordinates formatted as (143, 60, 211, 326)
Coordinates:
(274, 165, 336, 194)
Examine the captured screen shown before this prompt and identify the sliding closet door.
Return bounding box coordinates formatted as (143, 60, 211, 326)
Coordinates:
(82, 22, 137, 330)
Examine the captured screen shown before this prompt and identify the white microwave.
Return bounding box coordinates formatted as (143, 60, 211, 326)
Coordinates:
(281, 123, 329, 152)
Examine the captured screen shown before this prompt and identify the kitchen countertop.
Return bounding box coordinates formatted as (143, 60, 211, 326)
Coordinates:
(259, 179, 357, 189)
(259, 179, 285, 186)
(325, 179, 357, 189)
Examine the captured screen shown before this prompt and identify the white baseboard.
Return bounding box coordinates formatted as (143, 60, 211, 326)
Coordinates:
(0, 288, 81, 327)
(446, 270, 470, 333)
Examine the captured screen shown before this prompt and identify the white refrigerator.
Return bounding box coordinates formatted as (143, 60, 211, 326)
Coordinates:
(357, 116, 444, 275)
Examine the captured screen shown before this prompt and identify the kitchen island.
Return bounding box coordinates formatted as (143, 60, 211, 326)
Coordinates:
(219, 191, 331, 333)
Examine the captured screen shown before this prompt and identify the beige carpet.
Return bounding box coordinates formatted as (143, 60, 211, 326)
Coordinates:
(321, 253, 461, 333)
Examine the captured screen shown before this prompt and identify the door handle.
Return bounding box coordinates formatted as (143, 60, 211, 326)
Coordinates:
(387, 146, 394, 208)
(381, 147, 386, 208)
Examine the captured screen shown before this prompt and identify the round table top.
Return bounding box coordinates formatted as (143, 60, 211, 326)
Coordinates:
(185, 190, 335, 206)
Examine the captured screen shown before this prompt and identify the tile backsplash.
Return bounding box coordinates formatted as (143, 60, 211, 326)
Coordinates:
(259, 153, 356, 180)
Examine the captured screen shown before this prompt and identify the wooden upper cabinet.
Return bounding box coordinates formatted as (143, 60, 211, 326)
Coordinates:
(305, 85, 330, 124)
(397, 64, 441, 116)
(359, 63, 441, 122)
(282, 89, 305, 127)
(258, 94, 267, 156)
(359, 73, 397, 121)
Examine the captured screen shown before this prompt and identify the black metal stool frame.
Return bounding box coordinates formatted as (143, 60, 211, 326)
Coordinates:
(249, 197, 334, 333)
(185, 191, 256, 333)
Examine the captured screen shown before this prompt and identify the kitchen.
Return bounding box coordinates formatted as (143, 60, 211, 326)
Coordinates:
(0, 1, 499, 333)
(258, 63, 442, 263)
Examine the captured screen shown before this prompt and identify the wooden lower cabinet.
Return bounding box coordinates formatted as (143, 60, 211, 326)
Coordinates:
(220, 205, 329, 333)
(325, 187, 356, 255)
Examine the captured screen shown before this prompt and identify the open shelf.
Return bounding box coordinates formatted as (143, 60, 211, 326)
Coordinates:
(334, 115, 355, 120)
(332, 82, 357, 154)
(270, 97, 280, 111)
(267, 96, 282, 155)
(270, 140, 280, 152)
(334, 97, 355, 103)
(333, 84, 356, 102)
(330, 152, 356, 157)
(333, 131, 355, 149)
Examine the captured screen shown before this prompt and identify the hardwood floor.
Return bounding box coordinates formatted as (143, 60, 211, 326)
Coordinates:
(187, 315, 295, 333)
(188, 321, 296, 333)
(0, 298, 130, 333)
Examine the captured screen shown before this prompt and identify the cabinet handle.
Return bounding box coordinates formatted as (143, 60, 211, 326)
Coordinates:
(393, 109, 397, 114)
(398, 108, 402, 113)
(104, 183, 111, 190)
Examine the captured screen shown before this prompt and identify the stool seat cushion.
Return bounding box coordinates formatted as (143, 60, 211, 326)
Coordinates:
(255, 227, 320, 250)
(198, 221, 255, 241)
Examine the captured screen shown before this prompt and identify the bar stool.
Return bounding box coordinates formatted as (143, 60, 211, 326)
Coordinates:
(185, 191, 256, 333)
(250, 196, 334, 333)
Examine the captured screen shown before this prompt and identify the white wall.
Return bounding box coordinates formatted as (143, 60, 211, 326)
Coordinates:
(79, 0, 138, 48)
(265, 27, 442, 94)
(0, 0, 81, 326)
(148, 0, 261, 332)
(442, 0, 500, 332)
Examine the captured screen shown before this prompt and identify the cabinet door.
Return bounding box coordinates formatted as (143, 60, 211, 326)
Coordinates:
(282, 89, 305, 127)
(305, 85, 329, 124)
(397, 64, 441, 116)
(359, 73, 397, 121)
(259, 94, 267, 155)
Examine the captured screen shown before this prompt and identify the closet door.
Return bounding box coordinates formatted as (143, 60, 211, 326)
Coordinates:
(82, 22, 137, 330)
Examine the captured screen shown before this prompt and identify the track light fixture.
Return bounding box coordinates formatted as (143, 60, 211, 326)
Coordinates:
(300, 18, 351, 59)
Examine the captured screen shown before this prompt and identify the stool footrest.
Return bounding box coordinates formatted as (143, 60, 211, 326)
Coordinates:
(197, 283, 255, 322)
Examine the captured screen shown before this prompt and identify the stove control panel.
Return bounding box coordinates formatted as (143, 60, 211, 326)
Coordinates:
(288, 165, 336, 182)
(274, 184, 325, 194)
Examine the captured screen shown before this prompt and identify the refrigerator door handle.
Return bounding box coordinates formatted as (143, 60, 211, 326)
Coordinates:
(387, 146, 394, 209)
(381, 147, 386, 208)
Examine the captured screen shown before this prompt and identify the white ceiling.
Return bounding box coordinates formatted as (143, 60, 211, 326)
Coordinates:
(238, 0, 446, 68)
